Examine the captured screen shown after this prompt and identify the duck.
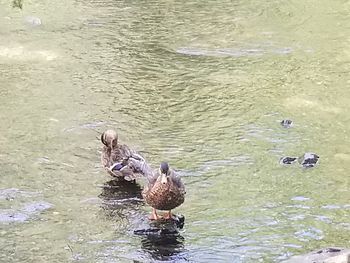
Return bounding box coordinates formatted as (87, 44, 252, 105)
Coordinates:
(100, 129, 152, 181)
(142, 162, 185, 220)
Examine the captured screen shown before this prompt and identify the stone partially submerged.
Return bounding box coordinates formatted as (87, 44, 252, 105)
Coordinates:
(298, 152, 319, 168)
(282, 247, 350, 263)
(134, 214, 185, 237)
(280, 156, 298, 165)
(281, 119, 293, 128)
(280, 153, 319, 168)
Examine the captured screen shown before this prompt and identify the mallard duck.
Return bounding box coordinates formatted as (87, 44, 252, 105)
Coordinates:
(100, 129, 151, 181)
(142, 162, 185, 220)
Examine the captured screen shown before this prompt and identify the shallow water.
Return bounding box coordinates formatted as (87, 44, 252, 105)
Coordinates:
(0, 0, 349, 262)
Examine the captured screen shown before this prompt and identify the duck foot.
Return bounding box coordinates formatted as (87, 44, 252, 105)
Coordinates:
(162, 210, 173, 220)
(149, 208, 162, 220)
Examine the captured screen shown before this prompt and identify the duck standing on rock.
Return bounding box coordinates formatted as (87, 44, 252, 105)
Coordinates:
(100, 129, 152, 181)
(142, 162, 185, 220)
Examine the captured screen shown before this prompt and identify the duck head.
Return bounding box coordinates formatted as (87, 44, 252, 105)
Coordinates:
(101, 130, 118, 150)
(159, 162, 170, 185)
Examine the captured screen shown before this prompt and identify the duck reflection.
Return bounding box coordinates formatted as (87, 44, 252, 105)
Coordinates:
(98, 179, 143, 220)
(135, 218, 187, 262)
(140, 234, 186, 261)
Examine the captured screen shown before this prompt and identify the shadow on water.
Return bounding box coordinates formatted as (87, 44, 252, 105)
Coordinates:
(12, 0, 23, 9)
(98, 179, 143, 219)
(98, 179, 187, 262)
(134, 209, 187, 261)
(140, 233, 186, 262)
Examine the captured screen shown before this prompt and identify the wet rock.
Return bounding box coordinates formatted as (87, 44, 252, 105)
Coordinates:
(298, 153, 319, 168)
(134, 214, 185, 237)
(134, 228, 179, 236)
(172, 214, 185, 229)
(280, 156, 298, 165)
(282, 247, 350, 263)
(280, 153, 319, 168)
(281, 119, 293, 128)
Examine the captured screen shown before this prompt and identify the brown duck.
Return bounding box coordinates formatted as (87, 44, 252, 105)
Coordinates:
(142, 162, 185, 220)
(100, 129, 151, 181)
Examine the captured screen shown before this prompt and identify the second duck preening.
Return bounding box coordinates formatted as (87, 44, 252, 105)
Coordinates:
(100, 129, 151, 181)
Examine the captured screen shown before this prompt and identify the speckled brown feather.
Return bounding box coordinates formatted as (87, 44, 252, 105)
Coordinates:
(142, 169, 185, 211)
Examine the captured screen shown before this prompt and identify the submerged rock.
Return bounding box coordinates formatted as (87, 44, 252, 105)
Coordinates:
(298, 153, 319, 168)
(280, 156, 298, 165)
(282, 247, 350, 263)
(134, 214, 185, 237)
(134, 227, 179, 236)
(281, 119, 293, 128)
(280, 153, 319, 168)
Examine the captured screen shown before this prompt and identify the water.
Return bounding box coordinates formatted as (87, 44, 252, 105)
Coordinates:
(0, 0, 349, 262)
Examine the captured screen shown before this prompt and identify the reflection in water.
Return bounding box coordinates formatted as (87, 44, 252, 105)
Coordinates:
(12, 0, 23, 9)
(137, 218, 187, 262)
(98, 179, 143, 220)
(140, 234, 186, 262)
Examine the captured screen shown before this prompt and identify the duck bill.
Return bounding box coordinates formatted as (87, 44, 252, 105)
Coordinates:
(160, 173, 168, 184)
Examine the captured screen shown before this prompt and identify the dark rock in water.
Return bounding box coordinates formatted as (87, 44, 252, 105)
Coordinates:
(280, 156, 298, 165)
(134, 227, 179, 236)
(135, 214, 186, 261)
(280, 153, 319, 168)
(134, 214, 185, 237)
(281, 119, 293, 128)
(316, 248, 342, 254)
(298, 152, 319, 168)
(173, 214, 185, 229)
(151, 214, 185, 230)
(281, 247, 350, 263)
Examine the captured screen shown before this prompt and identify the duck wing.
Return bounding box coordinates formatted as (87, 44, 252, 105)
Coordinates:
(128, 156, 154, 179)
(169, 170, 185, 193)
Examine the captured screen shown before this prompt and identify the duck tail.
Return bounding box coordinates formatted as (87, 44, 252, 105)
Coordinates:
(128, 156, 154, 179)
